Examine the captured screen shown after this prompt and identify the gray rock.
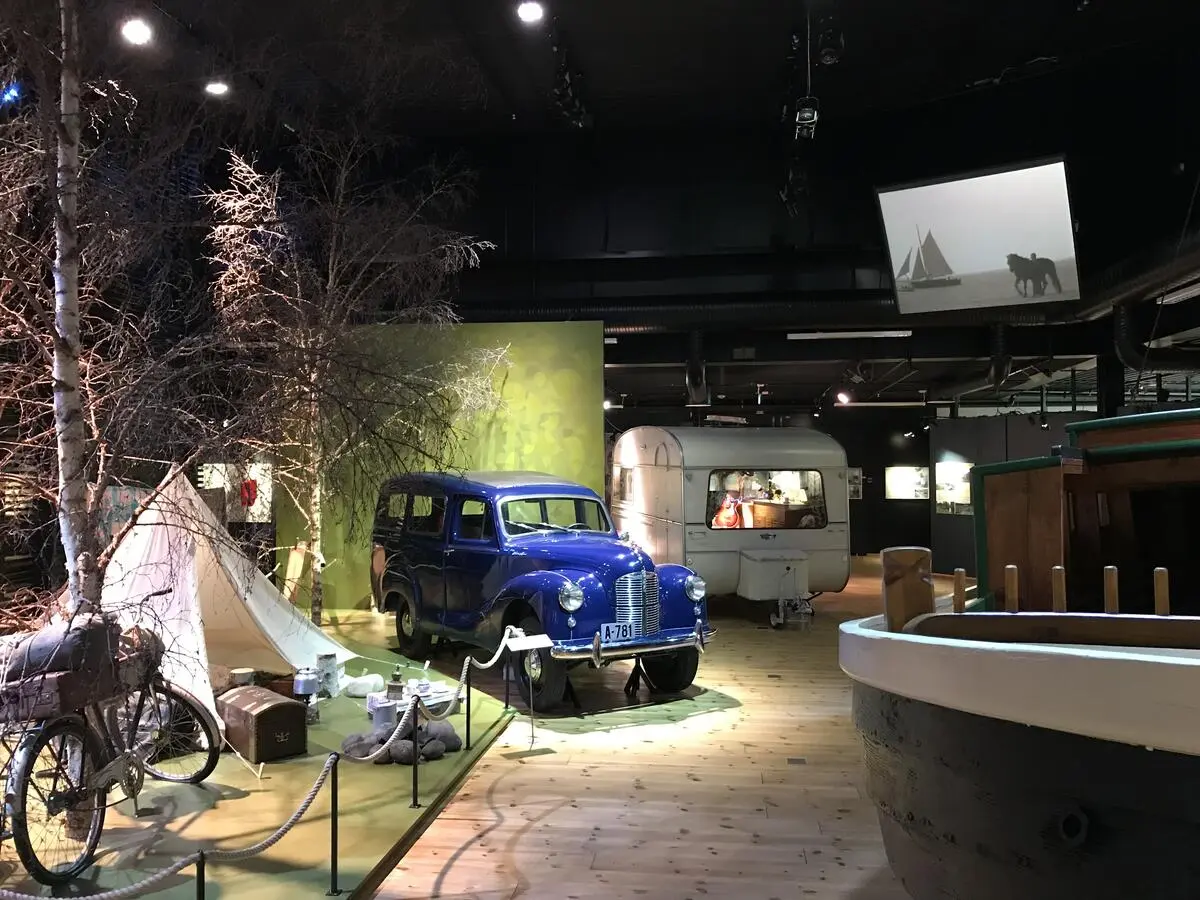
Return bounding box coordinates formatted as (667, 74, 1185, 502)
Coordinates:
(388, 739, 419, 765)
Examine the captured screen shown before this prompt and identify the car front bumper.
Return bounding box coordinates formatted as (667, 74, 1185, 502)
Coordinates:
(550, 619, 716, 666)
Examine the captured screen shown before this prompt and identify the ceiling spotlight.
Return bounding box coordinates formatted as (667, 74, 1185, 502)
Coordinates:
(516, 1, 545, 24)
(204, 80, 230, 97)
(835, 390, 851, 405)
(120, 17, 153, 46)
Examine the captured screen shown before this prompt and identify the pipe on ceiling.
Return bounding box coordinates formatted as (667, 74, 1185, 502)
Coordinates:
(1113, 302, 1200, 372)
(460, 296, 1049, 332)
(927, 324, 1013, 400)
(684, 329, 709, 406)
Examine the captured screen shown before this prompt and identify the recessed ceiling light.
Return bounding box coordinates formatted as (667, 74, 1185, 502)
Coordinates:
(204, 81, 230, 97)
(516, 2, 545, 24)
(120, 18, 153, 46)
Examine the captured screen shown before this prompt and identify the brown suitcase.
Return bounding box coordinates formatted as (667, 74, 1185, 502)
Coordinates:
(216, 685, 308, 764)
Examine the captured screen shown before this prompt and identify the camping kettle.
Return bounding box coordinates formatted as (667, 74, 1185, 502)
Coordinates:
(293, 667, 319, 697)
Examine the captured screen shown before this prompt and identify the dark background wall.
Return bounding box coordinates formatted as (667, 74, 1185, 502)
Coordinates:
(816, 408, 932, 556)
(443, 54, 1196, 288)
(930, 412, 1093, 575)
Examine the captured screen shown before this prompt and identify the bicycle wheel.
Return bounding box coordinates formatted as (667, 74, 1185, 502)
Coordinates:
(7, 717, 107, 886)
(130, 681, 220, 784)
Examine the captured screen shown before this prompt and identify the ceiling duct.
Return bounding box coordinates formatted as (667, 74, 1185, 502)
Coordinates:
(684, 330, 710, 407)
(928, 324, 1014, 400)
(1113, 302, 1200, 372)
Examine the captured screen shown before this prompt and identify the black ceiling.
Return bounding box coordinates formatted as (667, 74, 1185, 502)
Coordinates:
(154, 0, 1198, 134)
(139, 0, 1200, 414)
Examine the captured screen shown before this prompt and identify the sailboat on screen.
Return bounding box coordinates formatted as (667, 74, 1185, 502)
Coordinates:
(894, 226, 962, 291)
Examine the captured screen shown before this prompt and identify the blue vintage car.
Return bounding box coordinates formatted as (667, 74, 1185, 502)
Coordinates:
(370, 471, 714, 707)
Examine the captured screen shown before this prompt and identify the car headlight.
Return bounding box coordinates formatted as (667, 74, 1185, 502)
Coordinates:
(685, 574, 707, 602)
(558, 581, 585, 612)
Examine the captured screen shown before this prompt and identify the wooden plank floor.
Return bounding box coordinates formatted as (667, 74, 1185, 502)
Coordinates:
(370, 557, 953, 900)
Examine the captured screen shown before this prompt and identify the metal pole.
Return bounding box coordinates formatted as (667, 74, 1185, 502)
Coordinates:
(503, 648, 511, 710)
(327, 755, 341, 896)
(465, 660, 473, 752)
(195, 851, 206, 900)
(410, 700, 421, 809)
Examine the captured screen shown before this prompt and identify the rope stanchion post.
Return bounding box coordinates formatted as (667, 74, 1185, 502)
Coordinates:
(465, 659, 473, 752)
(410, 698, 422, 809)
(503, 648, 511, 709)
(195, 851, 205, 900)
(327, 754, 341, 896)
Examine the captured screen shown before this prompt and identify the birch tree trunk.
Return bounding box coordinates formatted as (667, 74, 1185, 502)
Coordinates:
(308, 470, 324, 626)
(53, 0, 98, 615)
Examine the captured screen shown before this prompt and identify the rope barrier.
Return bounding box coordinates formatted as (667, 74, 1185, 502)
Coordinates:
(340, 625, 522, 763)
(0, 625, 529, 899)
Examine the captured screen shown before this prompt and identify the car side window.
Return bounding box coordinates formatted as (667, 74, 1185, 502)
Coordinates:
(408, 494, 446, 537)
(457, 498, 495, 542)
(385, 492, 408, 522)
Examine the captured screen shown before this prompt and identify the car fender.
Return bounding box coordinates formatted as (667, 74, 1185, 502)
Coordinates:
(379, 564, 418, 612)
(476, 569, 586, 650)
(654, 562, 709, 631)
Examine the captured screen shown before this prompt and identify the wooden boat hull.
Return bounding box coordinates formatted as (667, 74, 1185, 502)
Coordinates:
(854, 682, 1200, 900)
(910, 277, 961, 289)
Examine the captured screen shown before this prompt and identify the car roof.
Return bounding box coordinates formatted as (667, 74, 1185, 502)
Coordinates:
(379, 471, 596, 498)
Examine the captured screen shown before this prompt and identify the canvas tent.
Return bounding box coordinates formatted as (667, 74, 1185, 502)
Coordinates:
(98, 475, 356, 726)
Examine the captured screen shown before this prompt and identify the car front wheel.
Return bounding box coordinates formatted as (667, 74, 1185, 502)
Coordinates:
(394, 592, 432, 661)
(515, 615, 567, 709)
(641, 648, 700, 694)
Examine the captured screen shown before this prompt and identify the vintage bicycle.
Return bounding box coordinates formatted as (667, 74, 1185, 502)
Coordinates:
(0, 611, 221, 885)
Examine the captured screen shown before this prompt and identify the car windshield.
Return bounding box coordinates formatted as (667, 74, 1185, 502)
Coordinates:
(500, 496, 612, 536)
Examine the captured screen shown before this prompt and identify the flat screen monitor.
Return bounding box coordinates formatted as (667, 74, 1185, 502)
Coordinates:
(876, 159, 1080, 315)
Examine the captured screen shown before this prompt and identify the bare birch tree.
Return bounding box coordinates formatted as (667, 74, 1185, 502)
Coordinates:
(2, 0, 505, 628)
(205, 141, 505, 624)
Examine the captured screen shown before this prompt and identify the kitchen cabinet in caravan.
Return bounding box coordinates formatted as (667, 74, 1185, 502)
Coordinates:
(610, 426, 850, 624)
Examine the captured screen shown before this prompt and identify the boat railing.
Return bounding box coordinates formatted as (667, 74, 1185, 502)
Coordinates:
(881, 546, 1199, 651)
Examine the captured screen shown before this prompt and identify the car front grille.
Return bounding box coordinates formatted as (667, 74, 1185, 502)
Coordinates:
(613, 570, 660, 637)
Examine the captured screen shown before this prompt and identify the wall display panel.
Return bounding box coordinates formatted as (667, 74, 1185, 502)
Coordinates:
(935, 460, 974, 516)
(848, 467, 863, 501)
(877, 159, 1080, 314)
(885, 466, 929, 501)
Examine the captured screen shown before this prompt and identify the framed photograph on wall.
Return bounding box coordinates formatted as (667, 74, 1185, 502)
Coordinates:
(885, 466, 929, 501)
(935, 460, 974, 516)
(848, 467, 863, 501)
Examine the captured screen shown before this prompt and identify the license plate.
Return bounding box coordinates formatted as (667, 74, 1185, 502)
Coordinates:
(600, 622, 635, 643)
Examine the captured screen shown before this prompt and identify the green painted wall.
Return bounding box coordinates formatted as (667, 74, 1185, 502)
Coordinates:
(277, 321, 605, 612)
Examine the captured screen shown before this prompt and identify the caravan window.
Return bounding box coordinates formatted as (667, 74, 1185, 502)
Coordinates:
(706, 469, 827, 530)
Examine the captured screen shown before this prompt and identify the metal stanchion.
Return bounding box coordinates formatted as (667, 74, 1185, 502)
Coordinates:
(195, 851, 206, 900)
(410, 700, 422, 809)
(503, 648, 511, 710)
(327, 754, 342, 896)
(465, 660, 473, 752)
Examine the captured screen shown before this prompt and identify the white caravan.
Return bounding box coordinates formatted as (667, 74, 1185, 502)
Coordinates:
(610, 426, 850, 624)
